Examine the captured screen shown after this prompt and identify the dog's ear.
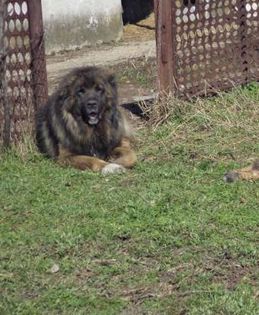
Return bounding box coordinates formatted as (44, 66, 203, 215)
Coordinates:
(57, 73, 78, 100)
(108, 73, 117, 89)
(57, 88, 67, 100)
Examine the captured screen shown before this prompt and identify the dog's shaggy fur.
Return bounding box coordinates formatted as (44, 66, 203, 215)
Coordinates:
(224, 160, 259, 182)
(36, 66, 136, 174)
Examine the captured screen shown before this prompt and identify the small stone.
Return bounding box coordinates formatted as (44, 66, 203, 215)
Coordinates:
(50, 264, 60, 273)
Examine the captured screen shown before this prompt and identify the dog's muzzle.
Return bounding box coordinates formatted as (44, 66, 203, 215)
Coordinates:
(84, 100, 100, 126)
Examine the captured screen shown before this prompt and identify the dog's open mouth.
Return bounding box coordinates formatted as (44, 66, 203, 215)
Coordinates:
(88, 112, 99, 125)
(81, 104, 100, 126)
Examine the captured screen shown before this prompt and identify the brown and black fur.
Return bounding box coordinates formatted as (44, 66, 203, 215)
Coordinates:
(36, 66, 136, 172)
(224, 159, 259, 183)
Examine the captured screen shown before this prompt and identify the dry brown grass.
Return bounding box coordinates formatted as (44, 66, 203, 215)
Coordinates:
(142, 84, 259, 131)
(122, 14, 155, 42)
(137, 83, 259, 164)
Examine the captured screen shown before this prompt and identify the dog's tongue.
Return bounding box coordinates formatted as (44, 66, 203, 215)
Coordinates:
(88, 113, 99, 125)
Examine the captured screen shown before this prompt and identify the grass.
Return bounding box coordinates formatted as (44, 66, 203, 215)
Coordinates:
(112, 56, 157, 88)
(1, 82, 259, 314)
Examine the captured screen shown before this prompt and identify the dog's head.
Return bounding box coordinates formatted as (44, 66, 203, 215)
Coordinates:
(59, 67, 117, 126)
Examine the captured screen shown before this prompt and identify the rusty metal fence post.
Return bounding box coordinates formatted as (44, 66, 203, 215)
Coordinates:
(154, 0, 174, 93)
(0, 0, 48, 146)
(28, 0, 48, 110)
(0, 0, 11, 147)
(155, 0, 259, 97)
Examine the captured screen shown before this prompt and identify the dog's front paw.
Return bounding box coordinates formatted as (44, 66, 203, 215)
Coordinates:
(223, 171, 239, 183)
(101, 163, 126, 175)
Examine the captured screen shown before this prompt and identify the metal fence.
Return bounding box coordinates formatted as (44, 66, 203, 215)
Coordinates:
(155, 0, 259, 96)
(0, 0, 48, 146)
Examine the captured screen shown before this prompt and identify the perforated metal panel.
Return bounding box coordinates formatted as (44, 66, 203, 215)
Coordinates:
(0, 0, 47, 145)
(245, 0, 259, 82)
(155, 0, 259, 96)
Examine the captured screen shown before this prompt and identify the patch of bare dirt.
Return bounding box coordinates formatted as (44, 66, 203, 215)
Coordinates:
(46, 16, 156, 130)
(46, 41, 156, 94)
(46, 14, 156, 104)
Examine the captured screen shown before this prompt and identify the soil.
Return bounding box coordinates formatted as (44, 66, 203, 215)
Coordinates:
(46, 40, 156, 93)
(46, 15, 156, 106)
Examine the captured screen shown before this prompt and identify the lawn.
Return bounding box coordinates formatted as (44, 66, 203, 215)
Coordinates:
(1, 82, 259, 314)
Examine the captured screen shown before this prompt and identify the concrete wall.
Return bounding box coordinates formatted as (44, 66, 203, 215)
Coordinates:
(42, 0, 123, 54)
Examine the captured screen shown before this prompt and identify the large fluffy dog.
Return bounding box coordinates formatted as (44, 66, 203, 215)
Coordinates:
(36, 66, 137, 175)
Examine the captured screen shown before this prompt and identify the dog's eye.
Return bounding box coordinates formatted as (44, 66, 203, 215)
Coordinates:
(95, 85, 104, 93)
(76, 88, 85, 96)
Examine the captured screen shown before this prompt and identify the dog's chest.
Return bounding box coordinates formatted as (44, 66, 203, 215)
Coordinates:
(80, 130, 119, 159)
(68, 120, 122, 159)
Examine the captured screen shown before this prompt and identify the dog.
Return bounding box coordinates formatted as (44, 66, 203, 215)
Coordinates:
(35, 66, 137, 175)
(224, 159, 259, 182)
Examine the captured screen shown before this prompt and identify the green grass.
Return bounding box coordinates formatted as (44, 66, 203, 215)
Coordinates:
(1, 83, 259, 314)
(112, 56, 157, 87)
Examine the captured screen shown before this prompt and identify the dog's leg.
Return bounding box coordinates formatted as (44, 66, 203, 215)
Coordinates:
(58, 155, 108, 171)
(57, 147, 107, 171)
(110, 138, 137, 168)
(224, 159, 259, 182)
(58, 147, 126, 174)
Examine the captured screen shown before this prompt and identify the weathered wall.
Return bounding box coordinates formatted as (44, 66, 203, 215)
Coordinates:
(42, 0, 123, 54)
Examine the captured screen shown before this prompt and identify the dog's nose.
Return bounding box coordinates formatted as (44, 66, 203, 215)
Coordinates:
(87, 100, 97, 110)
